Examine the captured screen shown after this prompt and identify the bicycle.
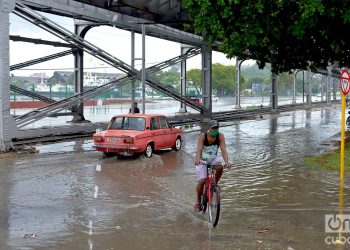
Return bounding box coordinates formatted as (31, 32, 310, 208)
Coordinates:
(200, 162, 224, 227)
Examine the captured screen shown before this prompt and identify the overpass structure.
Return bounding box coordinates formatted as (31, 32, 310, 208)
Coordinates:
(0, 0, 341, 151)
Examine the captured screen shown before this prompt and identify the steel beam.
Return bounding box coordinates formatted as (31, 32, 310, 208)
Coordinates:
(13, 3, 205, 112)
(10, 85, 55, 103)
(10, 35, 74, 47)
(179, 44, 190, 113)
(10, 49, 73, 71)
(18, 0, 217, 48)
(141, 23, 146, 114)
(130, 30, 135, 113)
(71, 21, 93, 123)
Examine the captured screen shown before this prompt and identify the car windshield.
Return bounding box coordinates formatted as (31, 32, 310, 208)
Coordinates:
(108, 117, 146, 131)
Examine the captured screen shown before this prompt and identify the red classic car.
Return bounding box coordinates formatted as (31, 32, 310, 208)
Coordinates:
(93, 114, 182, 157)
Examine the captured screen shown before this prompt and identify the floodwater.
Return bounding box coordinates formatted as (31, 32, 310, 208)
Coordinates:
(1, 104, 349, 249)
(12, 96, 305, 129)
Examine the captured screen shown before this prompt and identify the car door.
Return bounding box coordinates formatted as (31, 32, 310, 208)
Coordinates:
(150, 116, 162, 150)
(158, 116, 172, 148)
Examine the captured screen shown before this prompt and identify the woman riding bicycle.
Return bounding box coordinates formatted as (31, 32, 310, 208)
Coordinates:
(194, 120, 232, 212)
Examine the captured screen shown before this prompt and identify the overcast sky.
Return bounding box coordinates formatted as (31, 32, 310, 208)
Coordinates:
(9, 11, 252, 77)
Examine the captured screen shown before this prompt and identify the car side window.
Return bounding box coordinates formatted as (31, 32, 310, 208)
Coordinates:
(159, 116, 169, 129)
(108, 117, 123, 130)
(150, 117, 159, 130)
(125, 117, 145, 131)
(115, 117, 123, 129)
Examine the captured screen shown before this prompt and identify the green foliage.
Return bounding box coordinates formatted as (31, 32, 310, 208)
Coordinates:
(153, 70, 180, 90)
(241, 64, 270, 80)
(183, 0, 350, 73)
(186, 68, 201, 88)
(212, 63, 236, 96)
(187, 64, 239, 96)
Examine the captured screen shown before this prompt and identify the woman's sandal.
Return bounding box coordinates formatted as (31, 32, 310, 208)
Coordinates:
(194, 203, 202, 212)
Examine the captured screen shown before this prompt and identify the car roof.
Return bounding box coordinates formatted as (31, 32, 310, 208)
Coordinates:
(112, 114, 166, 118)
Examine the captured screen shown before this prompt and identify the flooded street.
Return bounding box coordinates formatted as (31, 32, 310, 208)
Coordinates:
(1, 104, 349, 249)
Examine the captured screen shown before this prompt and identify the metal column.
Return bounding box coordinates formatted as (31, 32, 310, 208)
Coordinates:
(306, 70, 312, 107)
(235, 60, 241, 108)
(332, 78, 337, 100)
(141, 23, 146, 114)
(179, 45, 188, 113)
(0, 0, 14, 152)
(72, 21, 92, 122)
(202, 46, 212, 118)
(321, 76, 325, 101)
(292, 70, 296, 104)
(270, 73, 278, 110)
(327, 65, 332, 105)
(131, 30, 136, 113)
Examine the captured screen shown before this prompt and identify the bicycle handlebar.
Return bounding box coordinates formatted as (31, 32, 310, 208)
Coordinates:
(198, 161, 231, 168)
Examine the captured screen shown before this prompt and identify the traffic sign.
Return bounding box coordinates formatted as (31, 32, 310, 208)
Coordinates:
(340, 69, 350, 95)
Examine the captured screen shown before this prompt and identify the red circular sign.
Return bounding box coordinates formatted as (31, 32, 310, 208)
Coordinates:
(340, 69, 350, 95)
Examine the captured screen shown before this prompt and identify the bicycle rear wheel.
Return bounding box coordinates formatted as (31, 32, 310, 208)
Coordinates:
(208, 185, 220, 227)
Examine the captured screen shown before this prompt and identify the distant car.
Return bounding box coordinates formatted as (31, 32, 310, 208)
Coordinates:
(188, 95, 202, 105)
(93, 114, 182, 158)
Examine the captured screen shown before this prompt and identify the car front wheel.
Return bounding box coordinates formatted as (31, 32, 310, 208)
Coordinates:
(144, 144, 153, 158)
(173, 137, 182, 151)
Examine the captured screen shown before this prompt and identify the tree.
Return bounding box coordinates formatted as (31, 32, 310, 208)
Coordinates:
(153, 70, 180, 90)
(212, 63, 235, 96)
(278, 72, 294, 95)
(187, 64, 244, 96)
(183, 0, 350, 74)
(186, 68, 201, 88)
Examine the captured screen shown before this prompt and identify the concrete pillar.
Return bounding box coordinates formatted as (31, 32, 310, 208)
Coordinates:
(71, 21, 92, 123)
(306, 70, 312, 107)
(201, 46, 212, 118)
(0, 0, 15, 152)
(270, 73, 278, 110)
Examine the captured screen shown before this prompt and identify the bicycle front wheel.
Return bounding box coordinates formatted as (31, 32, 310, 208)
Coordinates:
(208, 185, 220, 227)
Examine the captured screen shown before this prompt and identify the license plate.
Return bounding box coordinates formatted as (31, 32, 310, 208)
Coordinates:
(108, 137, 120, 142)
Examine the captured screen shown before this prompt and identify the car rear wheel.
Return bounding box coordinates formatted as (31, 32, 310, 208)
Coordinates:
(173, 137, 182, 151)
(144, 144, 153, 158)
